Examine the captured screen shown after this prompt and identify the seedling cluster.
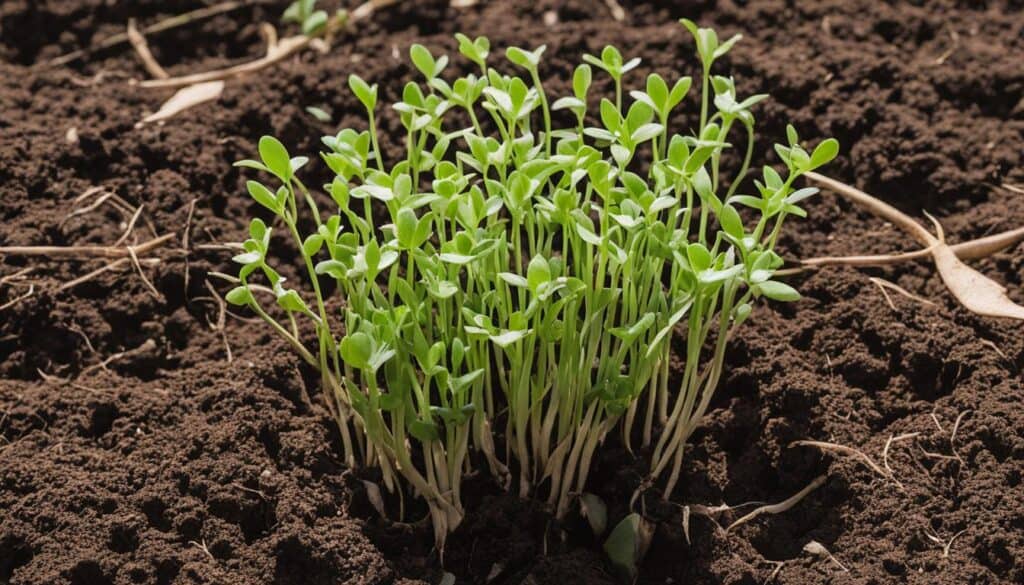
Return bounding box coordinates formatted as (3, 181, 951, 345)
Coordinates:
(227, 19, 837, 548)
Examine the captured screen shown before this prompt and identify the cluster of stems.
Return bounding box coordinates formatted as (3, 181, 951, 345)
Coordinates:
(227, 20, 837, 548)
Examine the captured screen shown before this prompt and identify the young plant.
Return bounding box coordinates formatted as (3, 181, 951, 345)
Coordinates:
(227, 20, 838, 548)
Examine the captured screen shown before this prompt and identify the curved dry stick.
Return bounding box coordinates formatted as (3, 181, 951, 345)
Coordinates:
(798, 225, 1024, 268)
(139, 35, 311, 90)
(725, 475, 827, 532)
(806, 172, 934, 245)
(791, 440, 888, 479)
(139, 0, 400, 90)
(127, 18, 169, 79)
(0, 233, 176, 259)
(42, 1, 247, 68)
(806, 172, 1024, 320)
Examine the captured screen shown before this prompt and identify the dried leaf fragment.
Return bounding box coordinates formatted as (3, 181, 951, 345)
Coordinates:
(139, 80, 224, 126)
(931, 240, 1024, 320)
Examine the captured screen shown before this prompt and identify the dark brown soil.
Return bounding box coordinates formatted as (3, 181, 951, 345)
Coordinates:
(2, 1, 1023, 584)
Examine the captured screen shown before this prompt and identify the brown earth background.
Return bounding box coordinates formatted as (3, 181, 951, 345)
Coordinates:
(1, 0, 1023, 584)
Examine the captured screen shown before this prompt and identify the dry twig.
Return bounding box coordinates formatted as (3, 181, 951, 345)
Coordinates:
(139, 0, 400, 90)
(791, 439, 888, 479)
(869, 277, 935, 310)
(43, 2, 248, 68)
(726, 475, 827, 532)
(924, 528, 967, 558)
(0, 232, 175, 259)
(806, 172, 1024, 320)
(604, 0, 626, 21)
(0, 285, 34, 312)
(79, 339, 158, 378)
(127, 18, 169, 79)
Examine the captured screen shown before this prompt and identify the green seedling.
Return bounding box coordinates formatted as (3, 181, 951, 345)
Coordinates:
(228, 20, 838, 550)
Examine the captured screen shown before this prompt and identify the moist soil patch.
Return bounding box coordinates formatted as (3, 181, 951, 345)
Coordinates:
(2, 1, 1023, 584)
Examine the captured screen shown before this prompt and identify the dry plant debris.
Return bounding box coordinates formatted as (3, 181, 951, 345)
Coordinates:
(806, 172, 1024, 320)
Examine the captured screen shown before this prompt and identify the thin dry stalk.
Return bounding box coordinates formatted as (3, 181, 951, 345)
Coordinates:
(924, 528, 967, 558)
(949, 410, 970, 465)
(796, 225, 1024, 269)
(0, 267, 35, 286)
(869, 277, 935, 310)
(43, 1, 247, 68)
(726, 475, 827, 532)
(60, 189, 118, 227)
(140, 0, 400, 90)
(203, 279, 233, 363)
(182, 198, 198, 295)
(0, 285, 34, 312)
(603, 0, 626, 21)
(127, 245, 161, 299)
(59, 257, 158, 291)
(762, 560, 785, 584)
(932, 29, 960, 66)
(791, 439, 888, 479)
(127, 18, 169, 79)
(189, 539, 215, 562)
(0, 232, 175, 259)
(350, 0, 401, 21)
(80, 339, 158, 377)
(881, 432, 920, 490)
(113, 205, 145, 247)
(139, 34, 309, 90)
(807, 172, 1024, 320)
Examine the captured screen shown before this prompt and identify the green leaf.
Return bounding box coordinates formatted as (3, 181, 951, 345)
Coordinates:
(455, 33, 489, 68)
(718, 204, 744, 240)
(225, 286, 254, 306)
(489, 329, 531, 348)
(301, 10, 328, 36)
(758, 280, 801, 302)
(348, 74, 377, 110)
(234, 159, 270, 173)
(630, 123, 664, 144)
(276, 288, 310, 314)
(645, 299, 693, 358)
(246, 180, 281, 214)
(686, 243, 712, 272)
(506, 45, 544, 70)
(786, 124, 799, 146)
(409, 43, 437, 79)
(302, 234, 324, 258)
(810, 138, 839, 169)
(258, 136, 292, 180)
(603, 514, 653, 582)
(526, 255, 551, 293)
(498, 272, 529, 288)
(551, 96, 585, 112)
(610, 312, 656, 344)
(573, 64, 592, 100)
(668, 77, 692, 109)
(409, 419, 441, 442)
(339, 332, 373, 370)
(646, 74, 668, 109)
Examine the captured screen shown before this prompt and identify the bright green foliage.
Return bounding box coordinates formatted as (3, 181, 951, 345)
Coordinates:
(282, 0, 330, 36)
(228, 20, 838, 548)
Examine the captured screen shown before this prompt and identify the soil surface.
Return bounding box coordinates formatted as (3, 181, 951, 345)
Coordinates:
(2, 1, 1024, 584)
